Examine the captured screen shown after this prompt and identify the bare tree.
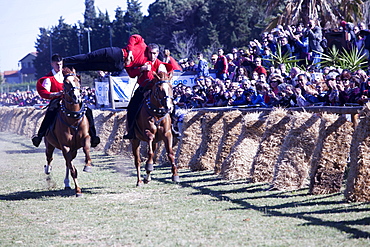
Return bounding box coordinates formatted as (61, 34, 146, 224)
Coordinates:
(171, 31, 196, 60)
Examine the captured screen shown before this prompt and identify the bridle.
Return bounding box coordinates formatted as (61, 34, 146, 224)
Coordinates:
(58, 73, 87, 132)
(63, 73, 83, 105)
(146, 80, 174, 119)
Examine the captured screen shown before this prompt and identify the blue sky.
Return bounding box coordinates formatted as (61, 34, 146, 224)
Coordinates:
(0, 0, 154, 72)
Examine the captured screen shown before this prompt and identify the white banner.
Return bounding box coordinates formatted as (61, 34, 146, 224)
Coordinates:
(95, 72, 213, 108)
(110, 76, 137, 101)
(94, 81, 110, 106)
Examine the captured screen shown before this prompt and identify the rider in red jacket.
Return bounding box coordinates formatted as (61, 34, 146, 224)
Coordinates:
(123, 43, 174, 139)
(32, 54, 100, 147)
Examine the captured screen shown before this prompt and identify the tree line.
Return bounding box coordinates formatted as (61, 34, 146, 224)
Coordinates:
(34, 0, 369, 80)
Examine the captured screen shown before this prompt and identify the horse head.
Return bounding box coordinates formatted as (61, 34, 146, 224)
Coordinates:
(152, 71, 174, 113)
(62, 67, 82, 105)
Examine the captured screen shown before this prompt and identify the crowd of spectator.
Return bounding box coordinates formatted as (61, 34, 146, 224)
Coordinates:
(173, 19, 370, 110)
(0, 88, 97, 108)
(2, 20, 370, 110)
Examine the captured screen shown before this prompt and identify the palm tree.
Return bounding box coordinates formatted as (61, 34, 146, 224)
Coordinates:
(261, 0, 365, 29)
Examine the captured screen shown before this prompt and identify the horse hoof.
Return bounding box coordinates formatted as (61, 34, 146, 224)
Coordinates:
(172, 175, 180, 183)
(76, 193, 83, 197)
(136, 181, 144, 187)
(44, 165, 52, 175)
(145, 163, 154, 172)
(65, 186, 72, 190)
(83, 165, 92, 173)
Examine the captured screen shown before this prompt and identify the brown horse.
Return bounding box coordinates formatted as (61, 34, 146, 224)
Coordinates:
(44, 67, 92, 197)
(131, 71, 180, 186)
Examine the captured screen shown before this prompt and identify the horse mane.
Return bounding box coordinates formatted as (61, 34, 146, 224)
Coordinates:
(152, 70, 173, 84)
(62, 67, 74, 77)
(62, 67, 80, 81)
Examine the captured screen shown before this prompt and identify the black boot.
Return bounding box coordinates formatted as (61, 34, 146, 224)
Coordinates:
(86, 107, 100, 147)
(32, 135, 43, 147)
(91, 136, 100, 147)
(31, 107, 58, 147)
(122, 129, 135, 139)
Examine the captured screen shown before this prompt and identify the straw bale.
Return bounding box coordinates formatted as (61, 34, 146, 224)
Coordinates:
(15, 107, 40, 137)
(271, 112, 321, 191)
(221, 112, 267, 180)
(251, 108, 292, 183)
(310, 114, 353, 195)
(215, 110, 244, 174)
(0, 107, 45, 139)
(93, 110, 125, 155)
(176, 111, 205, 169)
(345, 104, 370, 202)
(103, 111, 133, 156)
(0, 107, 18, 132)
(190, 112, 224, 171)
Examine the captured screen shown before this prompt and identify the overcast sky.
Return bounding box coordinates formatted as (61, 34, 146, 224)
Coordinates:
(0, 0, 154, 72)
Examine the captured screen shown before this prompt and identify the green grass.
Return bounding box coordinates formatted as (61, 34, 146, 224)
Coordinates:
(0, 132, 369, 246)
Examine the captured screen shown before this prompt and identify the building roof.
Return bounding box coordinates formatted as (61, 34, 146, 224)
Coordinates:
(3, 70, 19, 77)
(19, 52, 37, 62)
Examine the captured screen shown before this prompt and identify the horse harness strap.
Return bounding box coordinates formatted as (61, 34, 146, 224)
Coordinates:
(61, 102, 87, 119)
(59, 102, 87, 132)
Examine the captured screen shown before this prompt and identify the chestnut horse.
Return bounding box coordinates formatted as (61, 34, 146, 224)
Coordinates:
(44, 67, 92, 197)
(130, 71, 180, 186)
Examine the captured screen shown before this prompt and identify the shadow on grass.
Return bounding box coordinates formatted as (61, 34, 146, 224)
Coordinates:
(153, 166, 370, 239)
(0, 186, 106, 200)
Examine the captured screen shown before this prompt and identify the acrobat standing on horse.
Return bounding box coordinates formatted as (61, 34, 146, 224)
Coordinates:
(31, 54, 100, 148)
(63, 34, 179, 139)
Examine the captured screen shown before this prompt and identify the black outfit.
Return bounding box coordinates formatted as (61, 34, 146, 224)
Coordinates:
(63, 47, 124, 72)
(123, 87, 148, 139)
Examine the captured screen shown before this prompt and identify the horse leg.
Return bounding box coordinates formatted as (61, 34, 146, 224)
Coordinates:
(70, 163, 82, 197)
(131, 139, 143, 186)
(63, 148, 82, 196)
(64, 166, 71, 190)
(44, 141, 55, 175)
(82, 141, 93, 173)
(144, 137, 155, 184)
(163, 134, 180, 183)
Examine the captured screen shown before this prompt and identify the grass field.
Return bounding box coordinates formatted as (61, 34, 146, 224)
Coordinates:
(0, 132, 369, 246)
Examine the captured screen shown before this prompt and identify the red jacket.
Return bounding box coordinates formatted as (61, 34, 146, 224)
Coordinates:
(168, 56, 182, 71)
(123, 34, 173, 88)
(253, 66, 267, 76)
(127, 60, 173, 88)
(36, 71, 63, 99)
(214, 55, 228, 74)
(123, 34, 149, 75)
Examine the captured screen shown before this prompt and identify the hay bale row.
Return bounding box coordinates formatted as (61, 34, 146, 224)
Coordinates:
(190, 112, 224, 171)
(271, 112, 321, 191)
(251, 108, 292, 183)
(1, 106, 370, 201)
(176, 111, 204, 169)
(217, 111, 244, 175)
(221, 112, 267, 180)
(345, 105, 370, 202)
(310, 114, 353, 195)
